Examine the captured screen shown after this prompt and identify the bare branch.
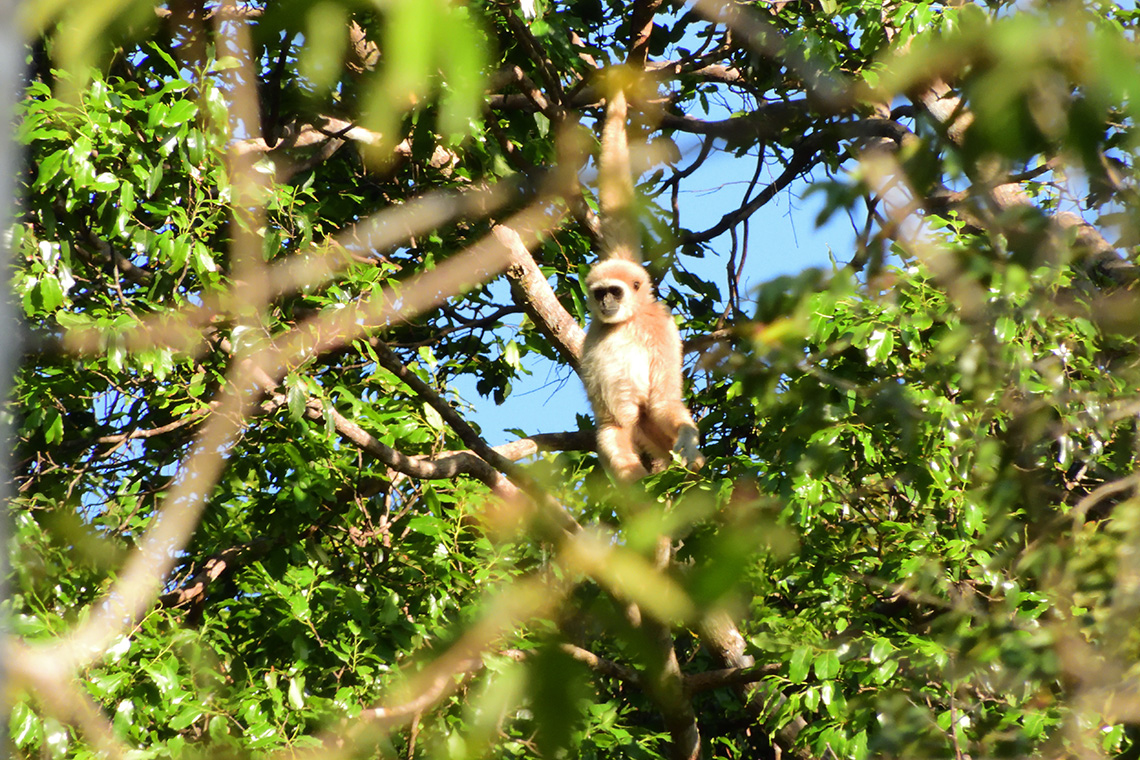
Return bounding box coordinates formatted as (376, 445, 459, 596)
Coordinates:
(628, 0, 666, 68)
(370, 338, 531, 485)
(159, 537, 274, 609)
(684, 119, 910, 246)
(495, 2, 565, 107)
(500, 225, 586, 368)
(96, 406, 210, 445)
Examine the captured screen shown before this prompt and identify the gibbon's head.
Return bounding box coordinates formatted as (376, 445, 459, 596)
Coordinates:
(586, 259, 653, 324)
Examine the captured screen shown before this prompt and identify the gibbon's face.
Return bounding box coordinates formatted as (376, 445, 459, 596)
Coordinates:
(586, 260, 650, 324)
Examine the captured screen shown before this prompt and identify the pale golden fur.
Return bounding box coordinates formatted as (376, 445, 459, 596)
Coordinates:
(580, 259, 704, 481)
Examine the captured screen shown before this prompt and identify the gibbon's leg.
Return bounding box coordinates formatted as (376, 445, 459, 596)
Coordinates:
(635, 413, 673, 459)
(597, 422, 650, 482)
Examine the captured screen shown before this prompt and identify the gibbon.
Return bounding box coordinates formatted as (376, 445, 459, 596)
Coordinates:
(580, 258, 705, 481)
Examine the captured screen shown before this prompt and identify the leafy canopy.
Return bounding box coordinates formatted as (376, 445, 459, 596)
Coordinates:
(8, 1, 1140, 759)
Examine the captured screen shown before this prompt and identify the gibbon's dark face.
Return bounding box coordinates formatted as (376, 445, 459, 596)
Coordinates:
(591, 283, 627, 319)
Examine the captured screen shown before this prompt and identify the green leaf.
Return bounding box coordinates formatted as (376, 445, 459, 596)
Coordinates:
(10, 701, 42, 748)
(288, 676, 305, 710)
(866, 327, 895, 365)
(287, 375, 307, 421)
(91, 172, 120, 191)
(870, 639, 893, 664)
(169, 704, 205, 731)
(423, 402, 444, 431)
(87, 670, 128, 700)
(163, 99, 198, 127)
(788, 647, 811, 683)
(192, 242, 217, 273)
(814, 650, 839, 680)
(37, 275, 65, 313)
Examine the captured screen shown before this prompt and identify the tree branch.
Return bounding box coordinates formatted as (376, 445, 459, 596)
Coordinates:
(369, 339, 531, 483)
(628, 0, 666, 68)
(498, 224, 586, 368)
(639, 538, 701, 760)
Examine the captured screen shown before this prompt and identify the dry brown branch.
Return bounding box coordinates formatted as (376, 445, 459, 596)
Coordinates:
(555, 642, 642, 684)
(628, 0, 666, 68)
(501, 224, 586, 367)
(859, 151, 987, 316)
(261, 204, 562, 381)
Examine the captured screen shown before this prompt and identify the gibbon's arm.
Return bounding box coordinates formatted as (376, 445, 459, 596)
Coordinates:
(598, 82, 640, 264)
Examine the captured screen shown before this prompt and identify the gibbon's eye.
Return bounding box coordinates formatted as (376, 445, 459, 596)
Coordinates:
(632, 280, 641, 291)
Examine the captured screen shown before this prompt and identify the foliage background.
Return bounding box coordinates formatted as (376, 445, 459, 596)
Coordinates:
(6, 0, 1140, 759)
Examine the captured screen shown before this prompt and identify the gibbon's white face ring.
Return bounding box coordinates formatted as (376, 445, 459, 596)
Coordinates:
(589, 278, 633, 323)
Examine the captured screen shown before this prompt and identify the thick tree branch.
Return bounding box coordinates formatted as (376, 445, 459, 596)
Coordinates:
(658, 100, 810, 143)
(646, 60, 746, 86)
(684, 663, 780, 694)
(499, 224, 586, 368)
(639, 538, 701, 760)
(159, 538, 274, 609)
(628, 0, 665, 69)
(233, 116, 459, 178)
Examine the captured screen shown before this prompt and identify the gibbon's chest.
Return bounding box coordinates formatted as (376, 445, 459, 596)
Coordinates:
(583, 326, 652, 397)
(582, 306, 679, 406)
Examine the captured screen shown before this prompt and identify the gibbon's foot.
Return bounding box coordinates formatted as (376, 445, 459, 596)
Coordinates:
(673, 425, 706, 470)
